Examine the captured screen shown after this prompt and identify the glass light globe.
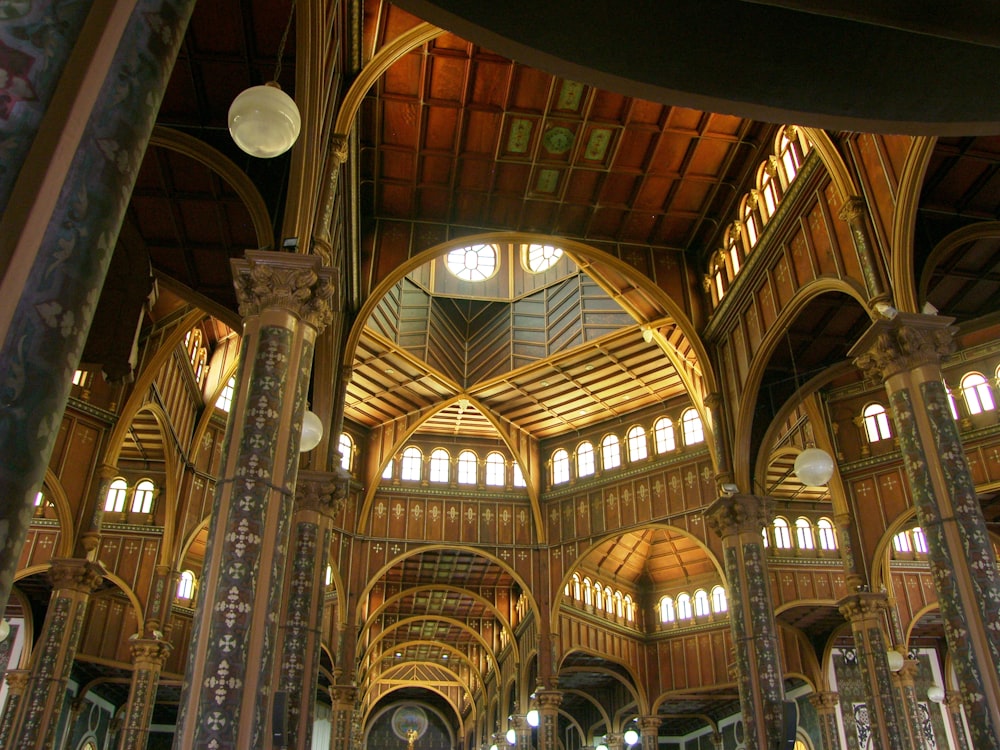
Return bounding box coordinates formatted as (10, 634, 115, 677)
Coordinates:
(885, 650, 904, 672)
(300, 409, 323, 452)
(506, 729, 517, 745)
(228, 82, 301, 158)
(927, 685, 946, 703)
(793, 447, 834, 486)
(623, 729, 640, 746)
(526, 710, 539, 728)
(490, 744, 499, 750)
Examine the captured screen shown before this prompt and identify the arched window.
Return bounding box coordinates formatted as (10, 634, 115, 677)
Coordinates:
(892, 530, 913, 553)
(742, 196, 760, 249)
(594, 582, 604, 610)
(681, 408, 704, 445)
(572, 573, 581, 600)
(485, 452, 506, 486)
(863, 403, 893, 442)
(339, 433, 354, 472)
(218, 376, 236, 412)
(757, 162, 779, 220)
(660, 596, 676, 623)
(446, 243, 499, 281)
(962, 372, 995, 414)
(693, 589, 710, 617)
(614, 591, 624, 617)
(653, 417, 676, 453)
(817, 518, 837, 550)
(762, 527, 769, 548)
(604, 586, 613, 612)
(185, 329, 202, 362)
(325, 565, 334, 587)
(131, 479, 156, 514)
(624, 594, 635, 622)
(193, 349, 207, 385)
(676, 593, 693, 620)
(601, 434, 621, 470)
(457, 450, 478, 485)
(104, 478, 128, 513)
(776, 125, 808, 187)
(626, 425, 648, 462)
(912, 526, 929, 554)
(177, 570, 196, 600)
(382, 459, 394, 480)
(583, 578, 593, 606)
(429, 448, 450, 483)
(576, 441, 595, 477)
(773, 517, 792, 549)
(948, 385, 961, 419)
(711, 585, 727, 613)
(401, 447, 422, 481)
(726, 225, 742, 276)
(552, 449, 570, 484)
(513, 462, 526, 487)
(795, 517, 814, 549)
(523, 243, 563, 273)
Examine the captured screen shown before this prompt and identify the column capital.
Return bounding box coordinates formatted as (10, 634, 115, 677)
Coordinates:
(849, 312, 957, 383)
(838, 195, 867, 223)
(329, 684, 357, 705)
(232, 250, 335, 331)
(944, 690, 964, 710)
(704, 493, 771, 538)
(48, 557, 104, 593)
(3, 669, 30, 693)
(637, 715, 661, 732)
(809, 691, 840, 711)
(295, 469, 350, 517)
(535, 688, 562, 709)
(128, 636, 172, 666)
(837, 590, 889, 622)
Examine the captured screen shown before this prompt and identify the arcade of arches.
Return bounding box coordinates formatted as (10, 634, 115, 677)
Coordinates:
(2, 2, 1000, 750)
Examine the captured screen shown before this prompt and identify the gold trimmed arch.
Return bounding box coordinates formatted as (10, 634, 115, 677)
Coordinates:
(891, 136, 938, 313)
(557, 656, 647, 716)
(918, 220, 1000, 306)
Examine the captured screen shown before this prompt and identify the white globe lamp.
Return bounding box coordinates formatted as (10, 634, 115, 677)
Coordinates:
(506, 728, 517, 745)
(228, 82, 301, 158)
(299, 409, 323, 452)
(526, 710, 539, 728)
(927, 685, 946, 703)
(885, 650, 905, 672)
(623, 729, 640, 746)
(793, 447, 835, 486)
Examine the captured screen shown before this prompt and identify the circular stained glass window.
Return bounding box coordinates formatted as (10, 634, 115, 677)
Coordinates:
(446, 244, 498, 281)
(524, 243, 563, 273)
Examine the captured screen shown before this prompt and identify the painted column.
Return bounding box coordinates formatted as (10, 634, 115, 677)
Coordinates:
(637, 716, 660, 750)
(535, 688, 561, 750)
(808, 691, 842, 750)
(272, 470, 348, 749)
(0, 0, 196, 620)
(59, 697, 87, 750)
(893, 659, 927, 750)
(172, 251, 334, 750)
(943, 691, 972, 750)
(328, 685, 356, 750)
(118, 637, 172, 750)
(833, 512, 864, 591)
(839, 196, 887, 302)
(851, 313, 1000, 748)
(0, 670, 29, 746)
(512, 713, 532, 750)
(837, 593, 907, 750)
(705, 494, 786, 750)
(9, 558, 104, 748)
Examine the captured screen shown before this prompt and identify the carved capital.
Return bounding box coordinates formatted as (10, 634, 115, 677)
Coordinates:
(837, 591, 889, 623)
(232, 250, 335, 331)
(295, 469, 350, 517)
(329, 684, 357, 705)
(704, 494, 771, 539)
(535, 688, 562, 710)
(809, 691, 840, 712)
(48, 558, 104, 593)
(3, 669, 30, 694)
(129, 636, 173, 665)
(838, 195, 867, 224)
(944, 690, 964, 711)
(850, 312, 957, 383)
(328, 134, 349, 165)
(637, 715, 662, 733)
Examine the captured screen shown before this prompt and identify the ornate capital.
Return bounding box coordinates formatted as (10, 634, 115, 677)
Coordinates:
(328, 134, 349, 165)
(837, 591, 889, 623)
(48, 558, 104, 593)
(637, 715, 662, 733)
(129, 636, 173, 666)
(232, 250, 335, 331)
(295, 469, 350, 517)
(809, 691, 840, 712)
(850, 312, 957, 383)
(838, 195, 867, 224)
(704, 494, 771, 539)
(535, 688, 562, 710)
(3, 669, 30, 693)
(329, 684, 357, 705)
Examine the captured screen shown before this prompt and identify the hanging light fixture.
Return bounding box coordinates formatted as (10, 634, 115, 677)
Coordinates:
(229, 1, 301, 158)
(300, 409, 323, 452)
(785, 331, 835, 487)
(623, 727, 640, 746)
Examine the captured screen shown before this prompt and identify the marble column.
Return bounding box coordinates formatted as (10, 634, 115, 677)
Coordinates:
(837, 593, 907, 750)
(535, 688, 561, 750)
(272, 470, 348, 749)
(808, 691, 842, 750)
(172, 251, 334, 750)
(0, 0, 196, 620)
(705, 494, 786, 750)
(893, 659, 927, 750)
(118, 637, 172, 750)
(636, 716, 660, 750)
(9, 558, 104, 748)
(943, 691, 971, 750)
(328, 685, 356, 750)
(851, 313, 1000, 748)
(0, 670, 30, 747)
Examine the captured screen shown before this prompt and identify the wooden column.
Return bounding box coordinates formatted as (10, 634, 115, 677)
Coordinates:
(328, 685, 356, 750)
(535, 688, 561, 750)
(808, 691, 842, 750)
(637, 716, 660, 750)
(0, 670, 30, 747)
(118, 637, 172, 750)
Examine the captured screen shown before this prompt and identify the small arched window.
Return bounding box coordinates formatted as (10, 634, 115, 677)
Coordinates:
(653, 417, 676, 453)
(104, 478, 128, 513)
(382, 459, 394, 480)
(660, 596, 676, 622)
(773, 518, 792, 549)
(711, 585, 727, 613)
(131, 479, 156, 514)
(742, 196, 760, 249)
(429, 449, 450, 483)
(594, 582, 604, 610)
(614, 591, 624, 618)
(339, 433, 354, 472)
(572, 573, 581, 600)
(693, 589, 710, 617)
(325, 564, 334, 587)
(676, 593, 693, 620)
(892, 530, 912, 553)
(601, 434, 621, 470)
(604, 586, 614, 612)
(401, 447, 423, 481)
(962, 372, 995, 414)
(193, 349, 207, 385)
(552, 449, 570, 484)
(912, 526, 929, 554)
(817, 518, 837, 550)
(681, 408, 704, 445)
(626, 425, 648, 462)
(757, 162, 779, 220)
(863, 403, 893, 442)
(583, 578, 593, 606)
(485, 452, 506, 486)
(576, 441, 595, 477)
(218, 376, 236, 412)
(177, 570, 196, 600)
(457, 450, 478, 485)
(513, 462, 527, 487)
(795, 518, 814, 550)
(624, 594, 634, 622)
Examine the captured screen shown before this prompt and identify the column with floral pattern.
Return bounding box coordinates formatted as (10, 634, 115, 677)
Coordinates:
(119, 637, 173, 750)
